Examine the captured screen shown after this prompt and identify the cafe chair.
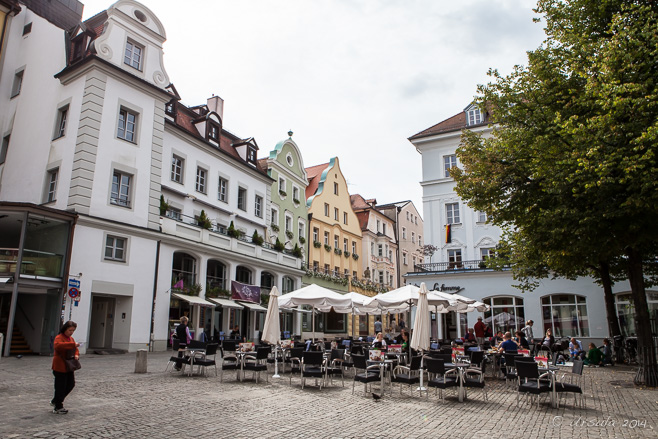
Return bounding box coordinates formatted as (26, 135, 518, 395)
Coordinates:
(325, 349, 346, 387)
(555, 359, 585, 408)
(351, 354, 381, 396)
(300, 351, 326, 389)
(220, 341, 240, 382)
(425, 357, 459, 403)
(193, 343, 219, 377)
(286, 347, 304, 379)
(391, 355, 423, 397)
(462, 366, 487, 401)
(515, 361, 552, 407)
(165, 339, 184, 373)
(243, 347, 270, 383)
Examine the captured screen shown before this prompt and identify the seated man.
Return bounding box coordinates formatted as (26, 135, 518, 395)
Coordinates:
(569, 337, 585, 361)
(584, 342, 603, 366)
(498, 332, 519, 353)
(601, 338, 614, 366)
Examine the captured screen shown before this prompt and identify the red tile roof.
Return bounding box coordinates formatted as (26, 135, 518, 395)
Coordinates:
(408, 110, 488, 141)
(305, 162, 329, 200)
(355, 210, 370, 231)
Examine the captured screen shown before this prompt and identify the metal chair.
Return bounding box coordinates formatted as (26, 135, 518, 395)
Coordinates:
(391, 355, 423, 396)
(220, 340, 239, 382)
(300, 351, 326, 389)
(555, 359, 585, 408)
(516, 361, 552, 407)
(192, 343, 218, 377)
(325, 349, 345, 386)
(288, 347, 305, 385)
(243, 347, 270, 383)
(351, 354, 381, 395)
(425, 357, 459, 403)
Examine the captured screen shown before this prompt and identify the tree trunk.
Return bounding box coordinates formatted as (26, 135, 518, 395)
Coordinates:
(625, 247, 658, 387)
(599, 261, 622, 338)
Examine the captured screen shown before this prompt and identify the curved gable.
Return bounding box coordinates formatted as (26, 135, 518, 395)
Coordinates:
(270, 138, 308, 182)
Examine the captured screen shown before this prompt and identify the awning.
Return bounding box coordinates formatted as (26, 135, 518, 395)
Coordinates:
(238, 301, 268, 312)
(0, 277, 11, 284)
(208, 297, 244, 309)
(172, 293, 215, 307)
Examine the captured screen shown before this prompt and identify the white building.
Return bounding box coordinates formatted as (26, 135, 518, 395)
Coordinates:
(406, 103, 654, 344)
(0, 0, 303, 355)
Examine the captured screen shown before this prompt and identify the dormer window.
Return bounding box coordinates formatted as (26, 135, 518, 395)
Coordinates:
(165, 101, 176, 117)
(124, 39, 143, 71)
(247, 147, 257, 163)
(208, 123, 219, 141)
(467, 107, 482, 126)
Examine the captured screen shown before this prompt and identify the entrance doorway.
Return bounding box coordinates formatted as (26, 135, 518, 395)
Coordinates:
(89, 296, 115, 349)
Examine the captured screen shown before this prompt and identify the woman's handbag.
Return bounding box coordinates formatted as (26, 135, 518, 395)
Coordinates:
(62, 349, 81, 372)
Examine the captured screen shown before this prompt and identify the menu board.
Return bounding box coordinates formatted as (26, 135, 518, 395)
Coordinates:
(239, 342, 255, 352)
(534, 356, 549, 368)
(369, 349, 384, 362)
(518, 349, 530, 357)
(280, 340, 292, 349)
(388, 344, 402, 354)
(452, 346, 465, 362)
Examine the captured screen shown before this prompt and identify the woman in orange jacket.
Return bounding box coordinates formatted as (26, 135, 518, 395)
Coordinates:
(51, 320, 80, 414)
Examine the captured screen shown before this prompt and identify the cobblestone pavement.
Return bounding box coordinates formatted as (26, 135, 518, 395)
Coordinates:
(0, 352, 655, 439)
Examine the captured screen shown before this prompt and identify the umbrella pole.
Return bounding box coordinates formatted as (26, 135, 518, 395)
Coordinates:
(273, 344, 280, 378)
(417, 352, 427, 393)
(312, 305, 316, 342)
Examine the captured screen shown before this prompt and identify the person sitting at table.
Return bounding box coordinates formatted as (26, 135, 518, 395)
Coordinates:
(491, 330, 504, 346)
(515, 330, 530, 349)
(584, 342, 603, 366)
(601, 338, 614, 366)
(372, 332, 387, 349)
(463, 328, 476, 343)
(569, 337, 585, 361)
(401, 330, 414, 357)
(229, 325, 240, 340)
(498, 332, 519, 353)
(540, 328, 554, 351)
(395, 328, 407, 344)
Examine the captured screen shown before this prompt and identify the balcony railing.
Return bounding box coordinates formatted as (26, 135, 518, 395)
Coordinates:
(413, 259, 511, 273)
(303, 263, 392, 292)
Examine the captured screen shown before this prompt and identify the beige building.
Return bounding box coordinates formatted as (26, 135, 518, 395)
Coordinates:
(378, 201, 424, 287)
(350, 195, 398, 290)
(305, 157, 362, 283)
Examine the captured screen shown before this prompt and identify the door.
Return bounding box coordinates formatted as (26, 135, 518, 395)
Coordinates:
(39, 289, 61, 354)
(89, 296, 115, 348)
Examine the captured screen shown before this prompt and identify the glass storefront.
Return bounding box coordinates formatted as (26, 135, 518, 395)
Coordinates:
(482, 296, 525, 335)
(541, 294, 589, 338)
(615, 291, 658, 337)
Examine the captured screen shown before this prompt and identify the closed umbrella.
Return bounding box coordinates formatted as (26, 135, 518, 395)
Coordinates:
(410, 283, 431, 391)
(262, 286, 281, 378)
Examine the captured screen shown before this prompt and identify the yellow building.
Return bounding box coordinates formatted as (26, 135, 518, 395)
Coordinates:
(305, 157, 362, 284)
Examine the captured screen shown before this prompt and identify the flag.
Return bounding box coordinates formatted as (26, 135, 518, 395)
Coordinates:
(445, 224, 451, 243)
(173, 279, 184, 290)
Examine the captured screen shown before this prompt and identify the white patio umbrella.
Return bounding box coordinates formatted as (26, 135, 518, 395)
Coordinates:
(364, 284, 451, 310)
(261, 286, 282, 378)
(410, 283, 431, 391)
(278, 284, 351, 341)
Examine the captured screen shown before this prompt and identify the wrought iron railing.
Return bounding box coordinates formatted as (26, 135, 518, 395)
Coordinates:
(413, 259, 511, 273)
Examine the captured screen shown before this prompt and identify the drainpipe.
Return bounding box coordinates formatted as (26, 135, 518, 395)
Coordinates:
(149, 240, 161, 351)
(4, 212, 27, 357)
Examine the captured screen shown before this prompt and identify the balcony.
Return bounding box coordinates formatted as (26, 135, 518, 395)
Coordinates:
(160, 212, 301, 269)
(411, 259, 511, 275)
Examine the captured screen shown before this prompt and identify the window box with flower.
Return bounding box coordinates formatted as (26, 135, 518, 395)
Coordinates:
(313, 241, 322, 248)
(324, 244, 331, 252)
(334, 248, 342, 256)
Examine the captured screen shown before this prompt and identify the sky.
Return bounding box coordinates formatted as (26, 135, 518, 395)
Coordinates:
(80, 0, 547, 217)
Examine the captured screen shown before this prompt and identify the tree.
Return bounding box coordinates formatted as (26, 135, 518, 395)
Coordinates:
(453, 0, 658, 385)
(420, 244, 439, 263)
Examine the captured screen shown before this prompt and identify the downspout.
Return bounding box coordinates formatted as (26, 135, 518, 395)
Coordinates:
(149, 240, 161, 351)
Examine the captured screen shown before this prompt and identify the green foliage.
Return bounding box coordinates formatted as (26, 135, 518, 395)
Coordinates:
(197, 210, 212, 230)
(299, 237, 306, 244)
(270, 224, 280, 232)
(334, 248, 342, 256)
(274, 238, 285, 252)
(292, 244, 303, 258)
(251, 230, 264, 246)
(227, 221, 240, 238)
(159, 195, 169, 216)
(285, 230, 294, 240)
(313, 241, 322, 248)
(324, 244, 331, 252)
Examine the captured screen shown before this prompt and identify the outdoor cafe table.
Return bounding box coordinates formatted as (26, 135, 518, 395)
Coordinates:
(182, 346, 207, 376)
(539, 365, 560, 408)
(367, 358, 396, 396)
(445, 362, 471, 402)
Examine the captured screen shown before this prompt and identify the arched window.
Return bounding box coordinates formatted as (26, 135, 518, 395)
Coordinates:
(172, 252, 196, 288)
(615, 291, 658, 337)
(206, 260, 226, 291)
(282, 276, 295, 293)
(261, 271, 275, 290)
(541, 294, 589, 338)
(482, 296, 525, 335)
(236, 266, 252, 284)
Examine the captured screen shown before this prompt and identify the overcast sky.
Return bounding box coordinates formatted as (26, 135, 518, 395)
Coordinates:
(81, 0, 547, 217)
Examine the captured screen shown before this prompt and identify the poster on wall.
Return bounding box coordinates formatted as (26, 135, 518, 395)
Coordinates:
(231, 280, 261, 304)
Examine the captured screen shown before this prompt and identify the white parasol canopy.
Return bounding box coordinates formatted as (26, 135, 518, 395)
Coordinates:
(261, 286, 281, 345)
(410, 283, 431, 351)
(363, 284, 451, 309)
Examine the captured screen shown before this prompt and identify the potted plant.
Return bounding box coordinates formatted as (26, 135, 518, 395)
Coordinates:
(334, 248, 342, 255)
(352, 253, 359, 260)
(159, 195, 169, 216)
(227, 221, 241, 238)
(274, 238, 285, 252)
(187, 283, 202, 296)
(292, 244, 303, 258)
(344, 251, 350, 258)
(197, 210, 212, 229)
(252, 230, 264, 246)
(313, 241, 322, 248)
(324, 244, 331, 252)
(299, 237, 306, 244)
(271, 224, 280, 232)
(285, 230, 294, 239)
(279, 189, 287, 197)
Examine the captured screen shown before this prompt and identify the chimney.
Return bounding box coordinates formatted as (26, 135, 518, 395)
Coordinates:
(207, 95, 224, 121)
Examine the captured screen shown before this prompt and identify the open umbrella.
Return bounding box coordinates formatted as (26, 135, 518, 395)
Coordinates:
(262, 286, 282, 378)
(410, 283, 431, 391)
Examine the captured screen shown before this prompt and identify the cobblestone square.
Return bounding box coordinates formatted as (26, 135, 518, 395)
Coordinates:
(0, 352, 655, 439)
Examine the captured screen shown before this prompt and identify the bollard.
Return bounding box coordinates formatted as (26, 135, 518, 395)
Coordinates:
(134, 349, 147, 373)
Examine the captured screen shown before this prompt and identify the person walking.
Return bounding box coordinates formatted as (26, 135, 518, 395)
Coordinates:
(51, 320, 80, 414)
(174, 316, 192, 370)
(474, 317, 486, 347)
(374, 317, 382, 334)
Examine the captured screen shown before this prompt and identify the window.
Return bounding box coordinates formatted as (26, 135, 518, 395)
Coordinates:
(255, 195, 263, 218)
(344, 269, 349, 277)
(482, 296, 525, 335)
(447, 249, 462, 268)
(11, 70, 23, 98)
(615, 292, 658, 337)
(378, 244, 383, 257)
(444, 154, 457, 178)
(247, 147, 256, 163)
(378, 271, 384, 284)
(110, 171, 131, 207)
(388, 250, 392, 260)
(195, 167, 207, 193)
(208, 123, 219, 141)
(324, 264, 330, 274)
(412, 256, 416, 266)
(285, 215, 292, 232)
(376, 220, 381, 232)
(334, 266, 340, 276)
(45, 168, 58, 203)
(117, 108, 137, 142)
(298, 222, 305, 240)
(382, 223, 387, 235)
(313, 227, 319, 242)
(218, 177, 228, 202)
(402, 227, 406, 239)
(283, 276, 295, 293)
(352, 241, 356, 254)
(104, 235, 126, 262)
(446, 203, 460, 224)
(237, 187, 247, 210)
(293, 186, 300, 202)
(406, 211, 409, 220)
(166, 207, 181, 221)
(170, 156, 183, 183)
(334, 235, 339, 249)
(54, 105, 69, 139)
(22, 22, 32, 35)
(333, 182, 338, 195)
(324, 231, 329, 245)
(415, 216, 418, 225)
(343, 238, 348, 252)
(334, 207, 339, 221)
(541, 295, 589, 338)
(480, 248, 495, 260)
(0, 135, 9, 165)
(478, 211, 488, 223)
(403, 252, 408, 265)
(343, 212, 348, 225)
(278, 178, 286, 194)
(324, 203, 329, 217)
(419, 235, 422, 246)
(271, 208, 279, 225)
(124, 40, 143, 70)
(411, 232, 416, 244)
(467, 107, 482, 126)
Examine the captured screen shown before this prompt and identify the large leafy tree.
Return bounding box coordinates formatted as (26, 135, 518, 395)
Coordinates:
(453, 0, 658, 385)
